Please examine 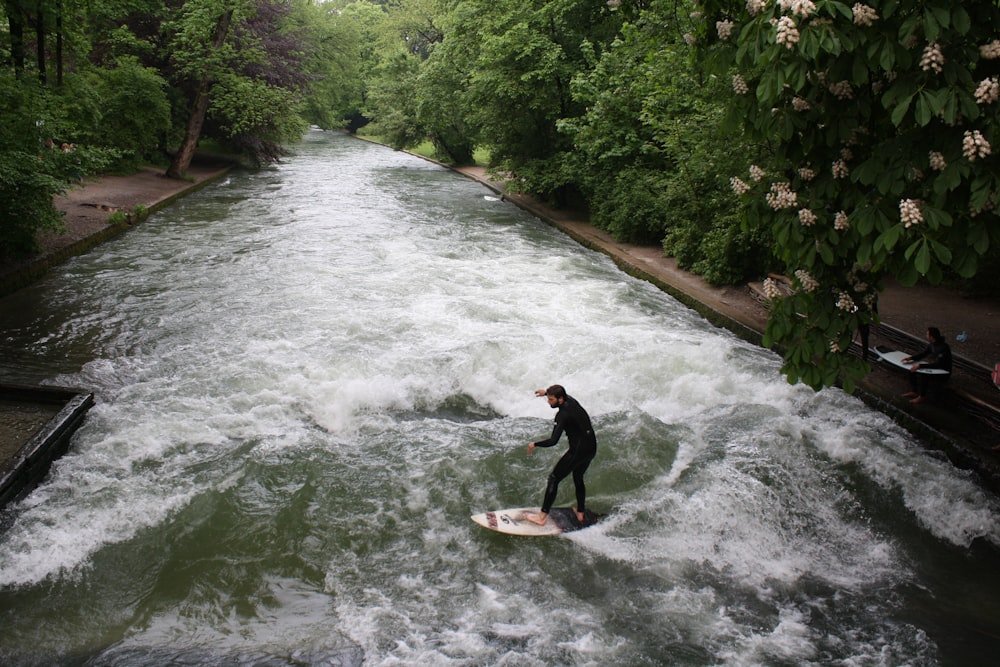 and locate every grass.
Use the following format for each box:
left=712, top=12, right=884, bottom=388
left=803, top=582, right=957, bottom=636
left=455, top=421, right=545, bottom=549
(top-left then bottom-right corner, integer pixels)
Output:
left=356, top=132, right=490, bottom=168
